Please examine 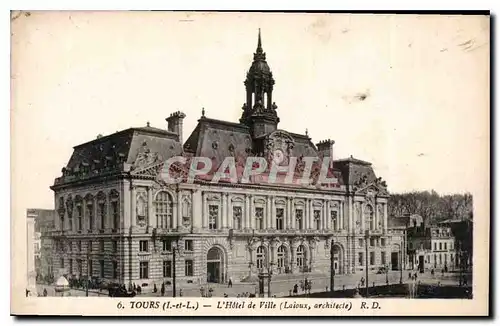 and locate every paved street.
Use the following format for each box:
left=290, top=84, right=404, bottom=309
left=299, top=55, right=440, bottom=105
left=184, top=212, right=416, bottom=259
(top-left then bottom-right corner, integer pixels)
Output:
left=35, top=270, right=471, bottom=298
